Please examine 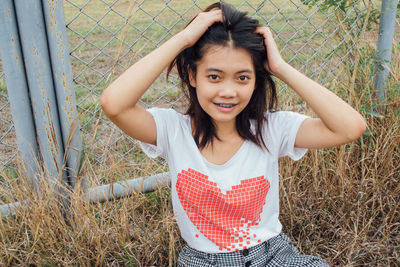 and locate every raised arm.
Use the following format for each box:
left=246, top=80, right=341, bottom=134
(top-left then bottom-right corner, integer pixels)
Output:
left=255, top=27, right=367, bottom=149
left=100, top=10, right=222, bottom=145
